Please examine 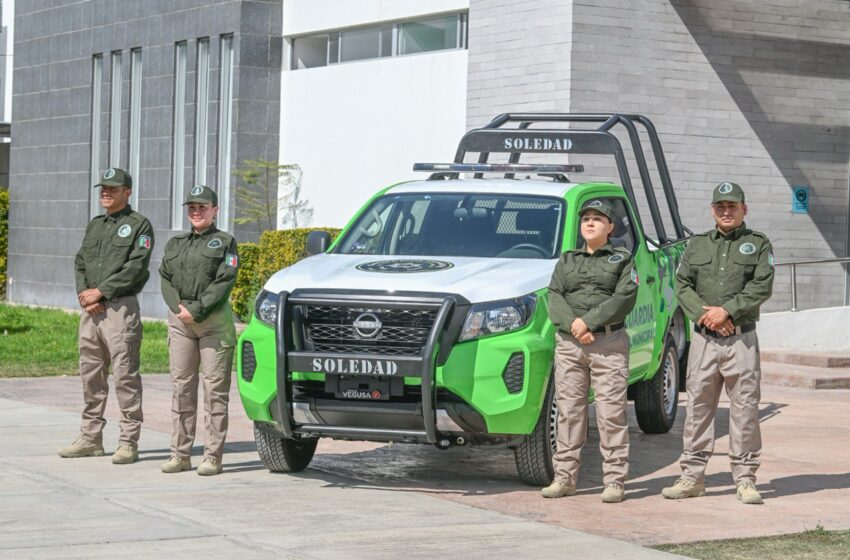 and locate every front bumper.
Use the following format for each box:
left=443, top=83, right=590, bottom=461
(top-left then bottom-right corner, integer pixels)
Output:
left=237, top=289, right=555, bottom=441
